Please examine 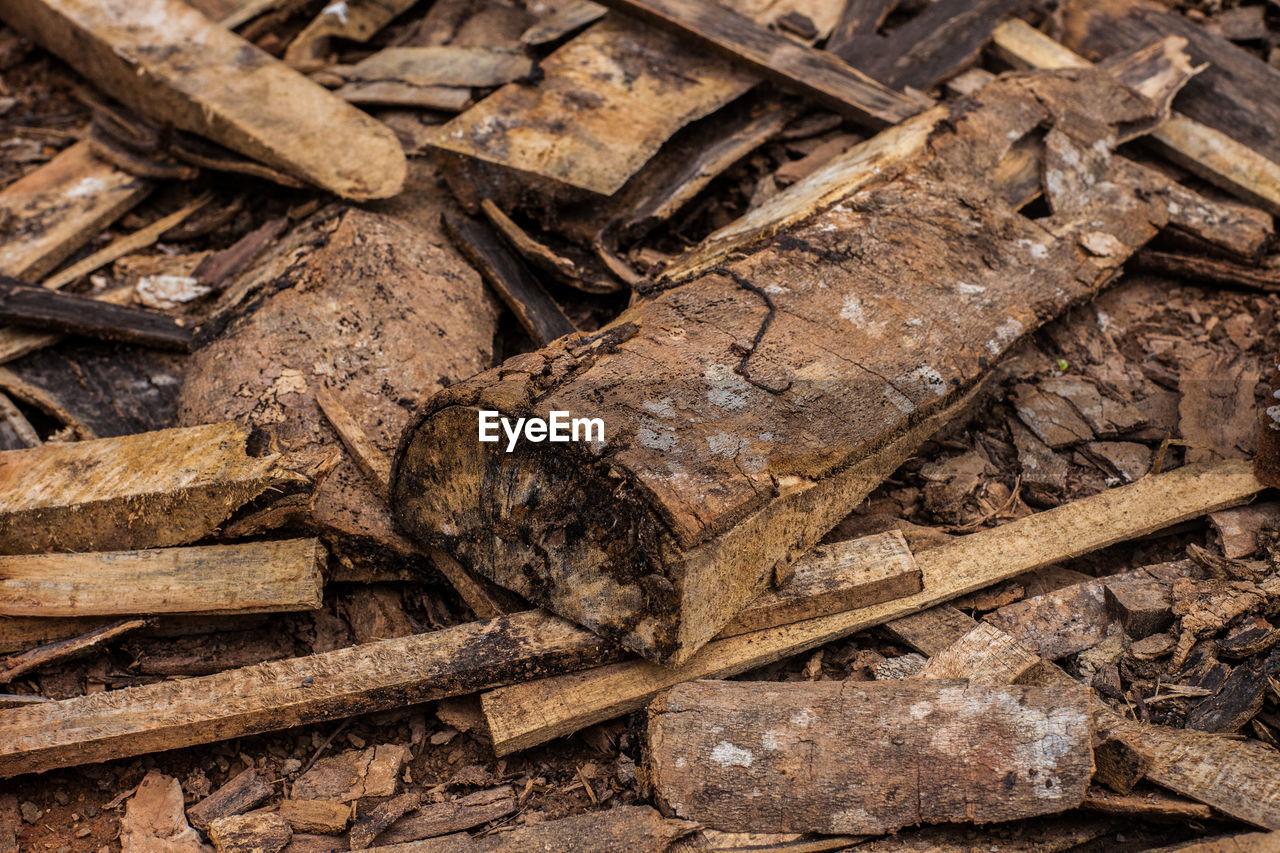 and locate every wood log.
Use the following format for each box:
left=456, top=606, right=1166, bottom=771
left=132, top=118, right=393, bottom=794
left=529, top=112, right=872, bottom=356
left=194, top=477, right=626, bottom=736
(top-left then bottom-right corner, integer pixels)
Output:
left=479, top=459, right=1261, bottom=754
left=0, top=0, right=405, bottom=199
left=395, top=61, right=1218, bottom=665
left=0, top=422, right=303, bottom=555
left=0, top=276, right=195, bottom=350
left=645, top=679, right=1094, bottom=833
left=0, top=609, right=614, bottom=777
